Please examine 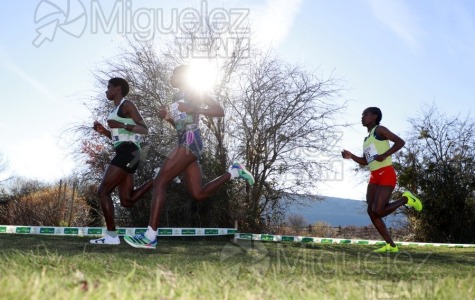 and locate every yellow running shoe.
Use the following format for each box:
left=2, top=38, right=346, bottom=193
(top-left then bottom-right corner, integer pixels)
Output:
left=373, top=243, right=399, bottom=253
left=403, top=191, right=423, bottom=211
left=373, top=244, right=389, bottom=252
left=386, top=244, right=399, bottom=252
